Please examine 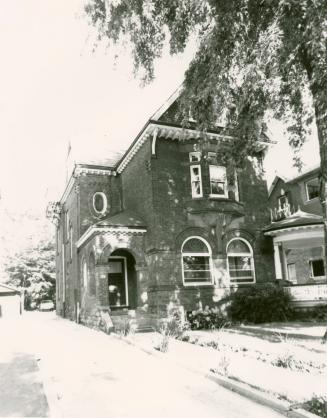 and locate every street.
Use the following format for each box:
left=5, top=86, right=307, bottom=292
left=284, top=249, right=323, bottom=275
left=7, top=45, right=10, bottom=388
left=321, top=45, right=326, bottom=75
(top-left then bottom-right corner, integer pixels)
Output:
left=0, top=312, right=285, bottom=418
